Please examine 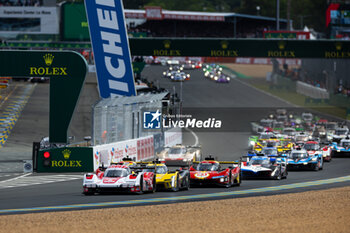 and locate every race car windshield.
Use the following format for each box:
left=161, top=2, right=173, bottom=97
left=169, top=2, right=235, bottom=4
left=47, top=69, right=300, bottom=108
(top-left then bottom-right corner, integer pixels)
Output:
left=290, top=153, right=308, bottom=159
left=104, top=169, right=129, bottom=178
left=249, top=159, right=270, bottom=166
left=169, top=148, right=186, bottom=154
left=274, top=122, right=284, bottom=128
left=304, top=144, right=318, bottom=150
left=326, top=123, right=336, bottom=130
left=341, top=141, right=350, bottom=147
left=266, top=141, right=278, bottom=146
left=295, top=135, right=308, bottom=141
left=197, top=163, right=219, bottom=171
left=303, top=114, right=312, bottom=120
left=260, top=134, right=273, bottom=139
left=156, top=166, right=168, bottom=174
left=283, top=129, right=295, bottom=135
left=335, top=129, right=348, bottom=135
left=262, top=148, right=278, bottom=155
